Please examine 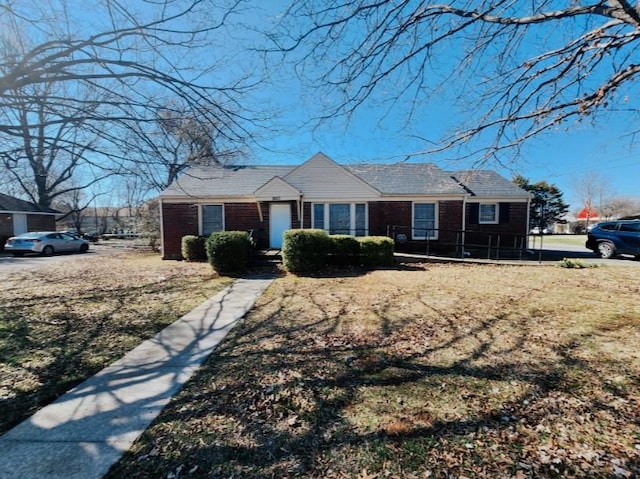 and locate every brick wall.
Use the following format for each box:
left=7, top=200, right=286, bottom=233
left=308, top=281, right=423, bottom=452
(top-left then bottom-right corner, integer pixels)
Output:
left=0, top=214, right=12, bottom=237
left=161, top=203, right=198, bottom=259
left=464, top=202, right=528, bottom=251
left=368, top=201, right=412, bottom=236
left=27, top=214, right=56, bottom=232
